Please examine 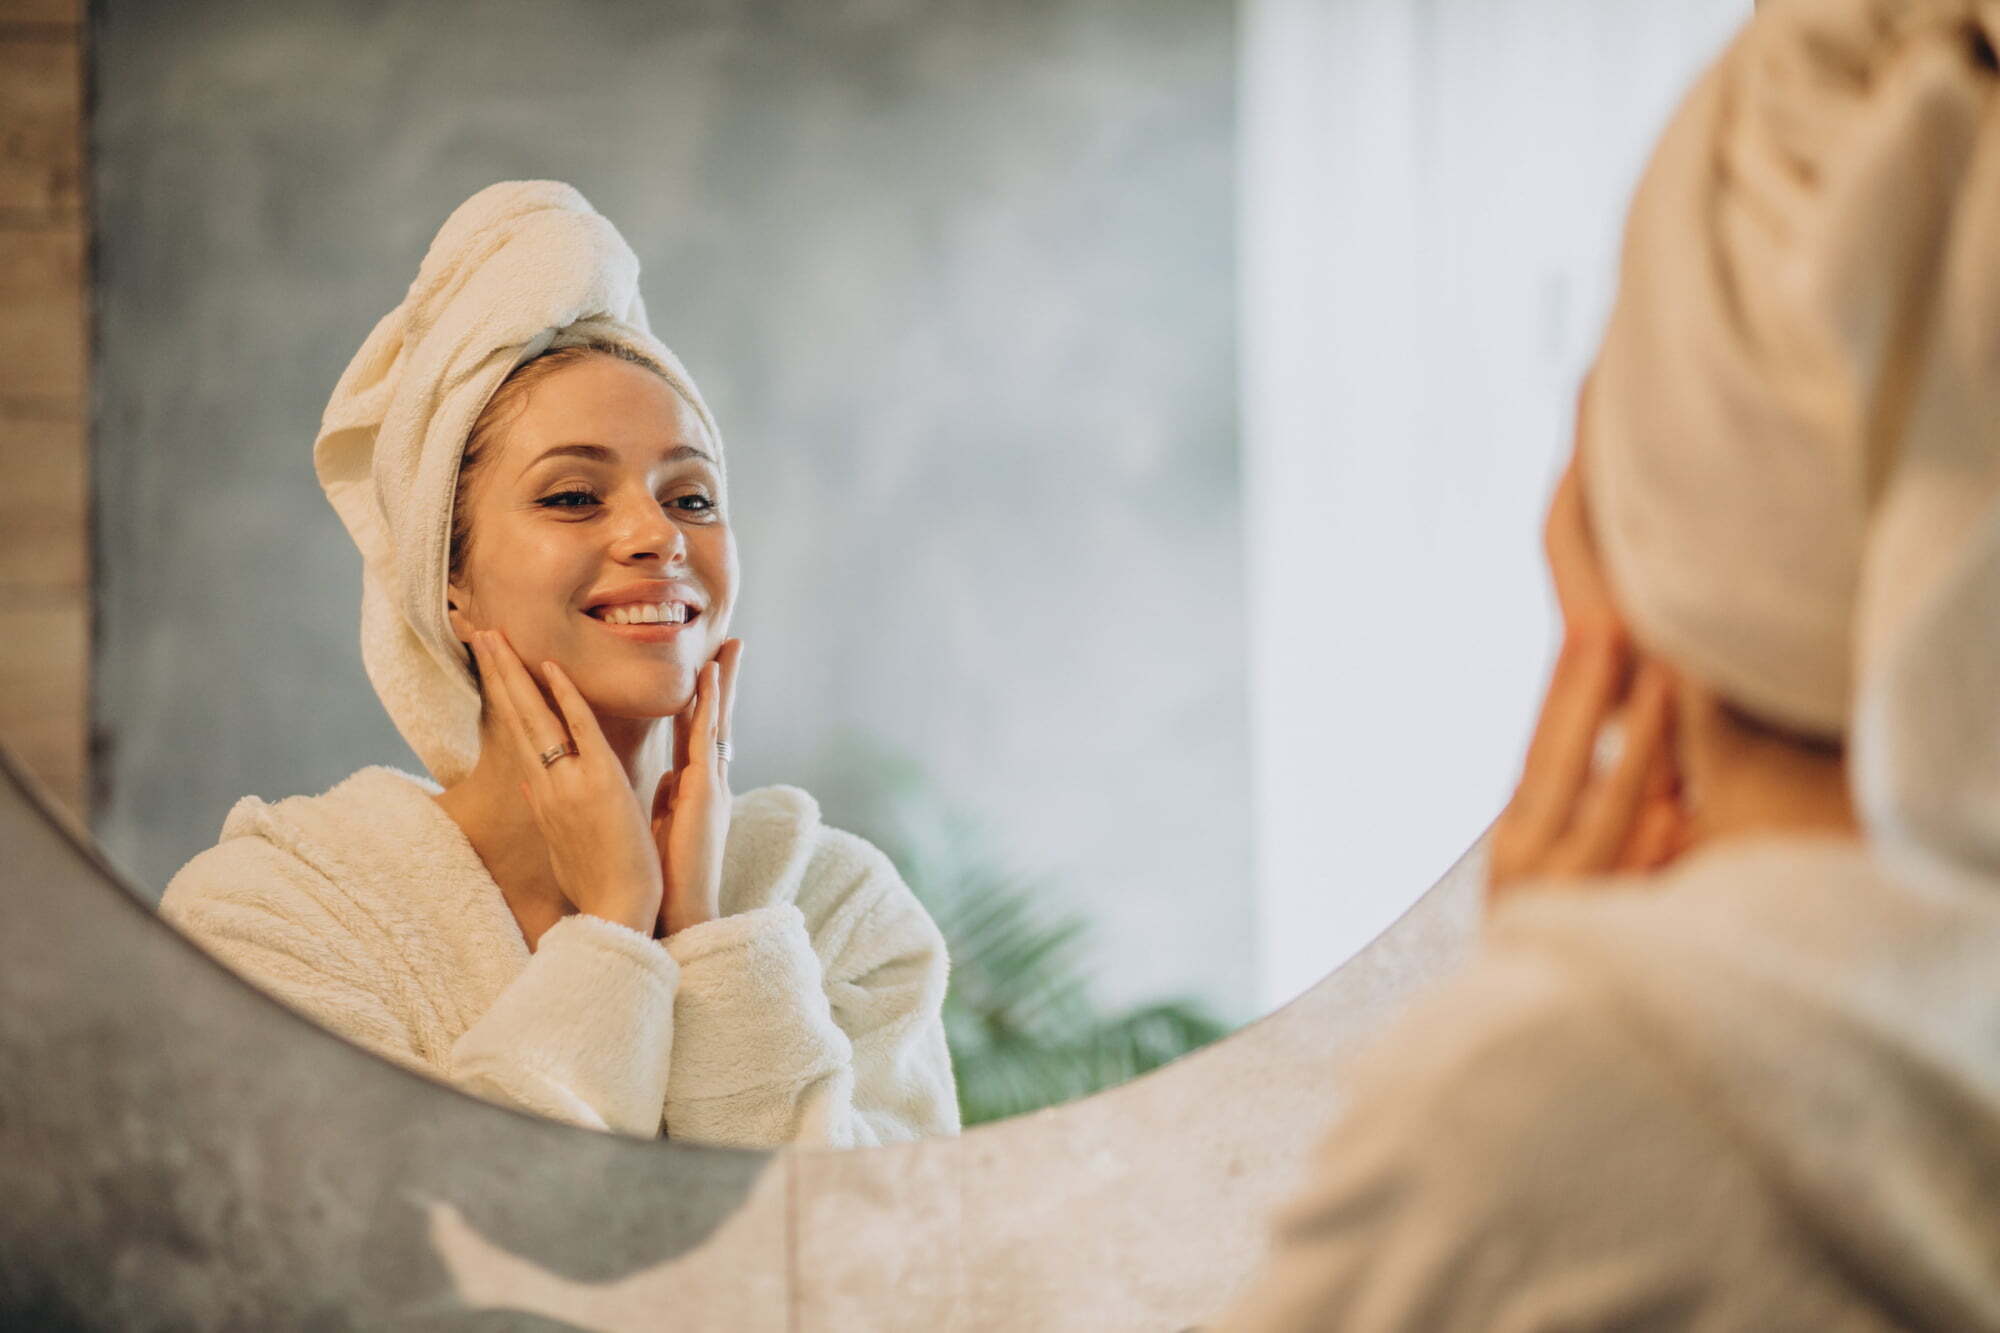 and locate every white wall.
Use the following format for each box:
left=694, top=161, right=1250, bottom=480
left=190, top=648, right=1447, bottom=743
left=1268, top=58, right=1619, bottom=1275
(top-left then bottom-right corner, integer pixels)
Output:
left=1242, top=0, right=1749, bottom=1011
